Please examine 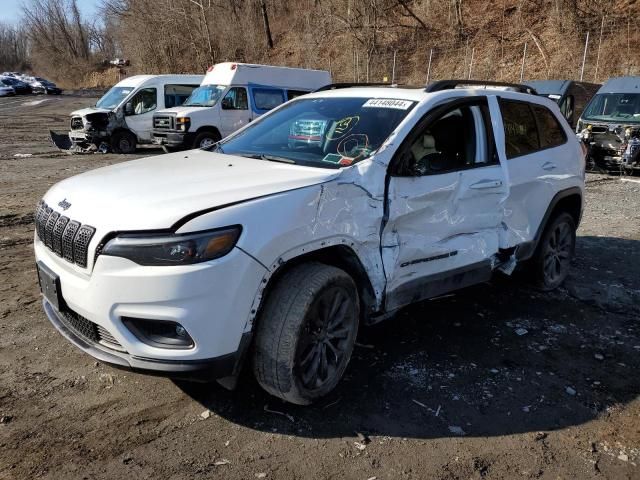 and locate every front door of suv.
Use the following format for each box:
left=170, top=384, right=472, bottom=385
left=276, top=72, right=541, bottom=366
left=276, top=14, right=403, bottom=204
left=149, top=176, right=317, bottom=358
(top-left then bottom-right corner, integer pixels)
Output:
left=382, top=97, right=508, bottom=311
